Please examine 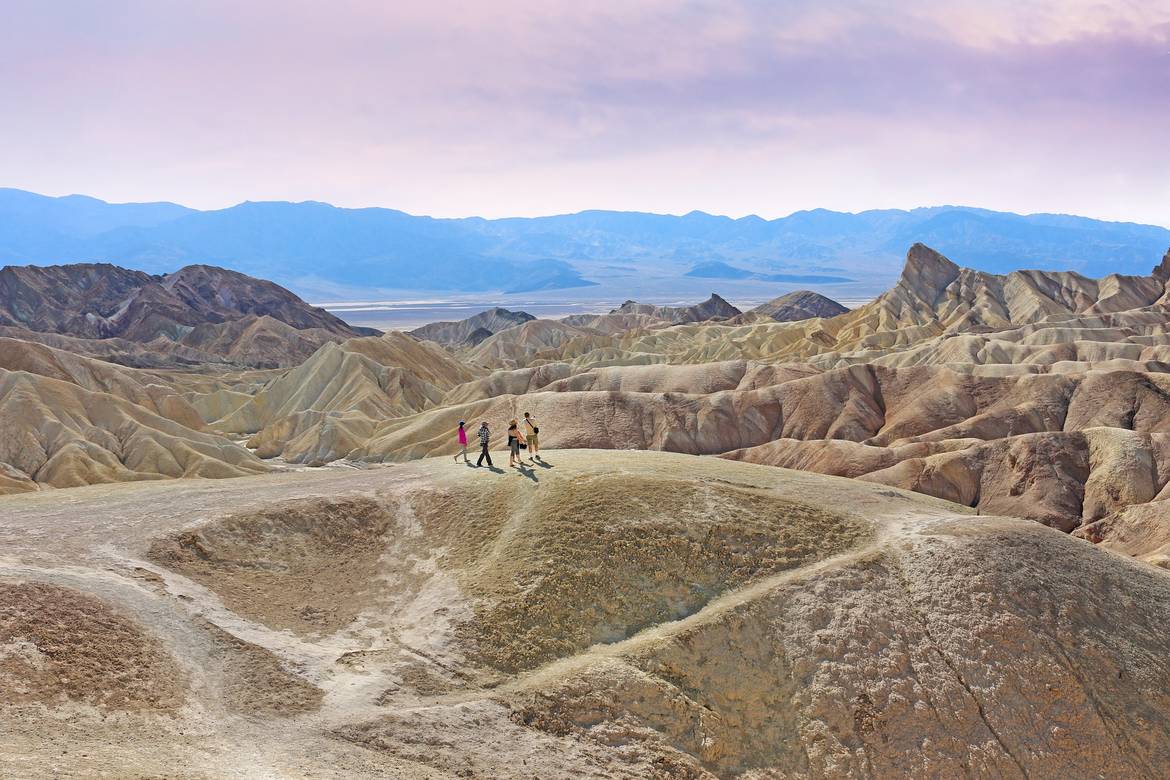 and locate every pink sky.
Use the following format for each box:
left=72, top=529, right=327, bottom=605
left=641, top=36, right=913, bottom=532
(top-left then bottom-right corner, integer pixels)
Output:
left=3, top=1, right=1169, bottom=224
